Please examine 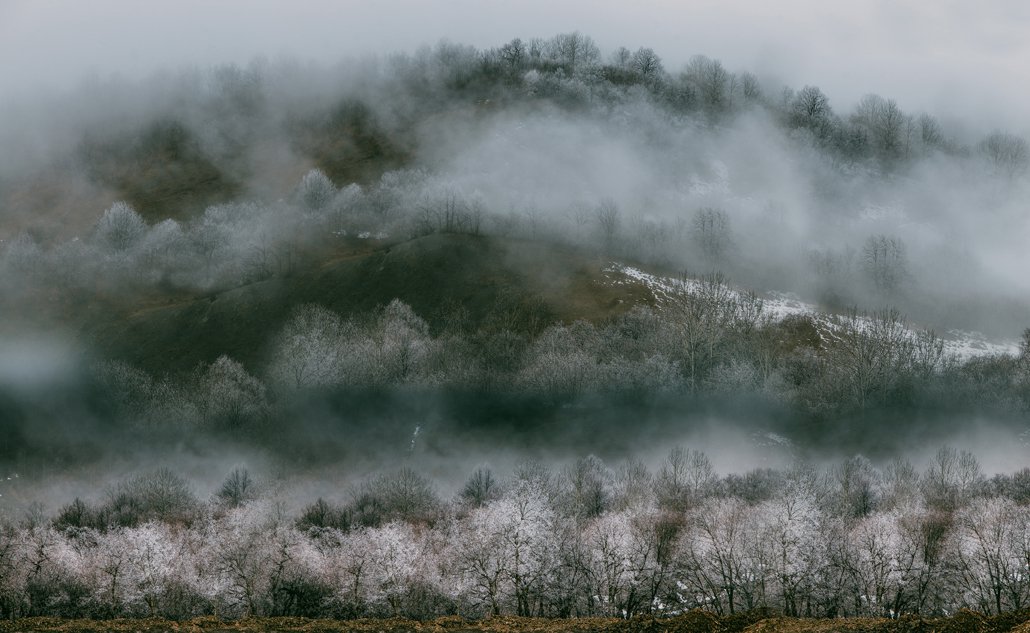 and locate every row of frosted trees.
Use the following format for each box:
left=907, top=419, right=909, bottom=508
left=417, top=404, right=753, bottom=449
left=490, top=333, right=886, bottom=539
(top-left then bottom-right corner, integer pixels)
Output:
left=3, top=448, right=1030, bottom=619
left=94, top=290, right=1030, bottom=435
